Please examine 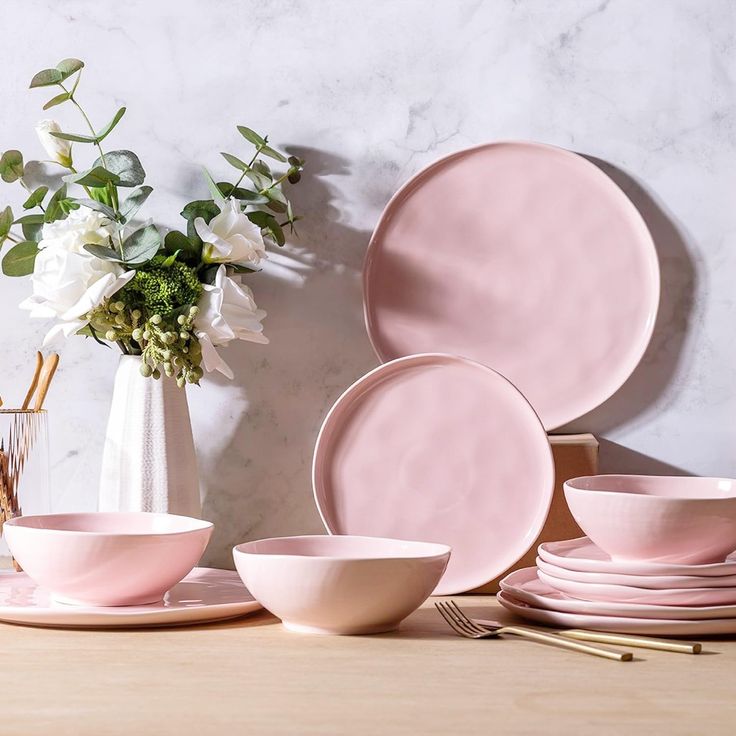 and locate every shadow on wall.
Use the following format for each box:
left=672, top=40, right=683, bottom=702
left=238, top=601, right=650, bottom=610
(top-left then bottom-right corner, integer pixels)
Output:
left=199, top=147, right=380, bottom=568
left=560, top=155, right=699, bottom=436
left=598, top=438, right=694, bottom=476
